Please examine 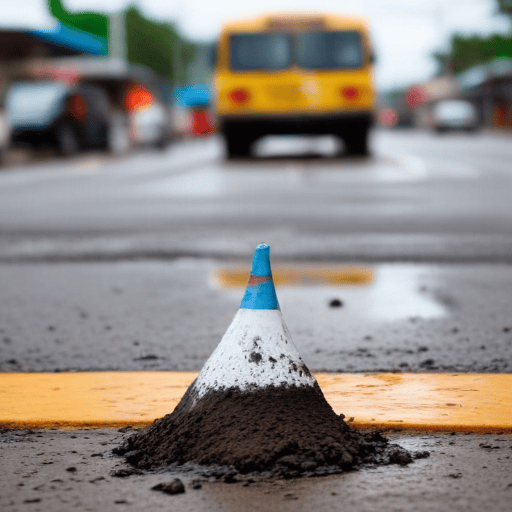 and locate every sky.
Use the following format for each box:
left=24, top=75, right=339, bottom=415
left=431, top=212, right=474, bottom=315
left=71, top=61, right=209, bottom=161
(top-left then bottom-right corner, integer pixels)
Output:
left=2, top=0, right=510, bottom=89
